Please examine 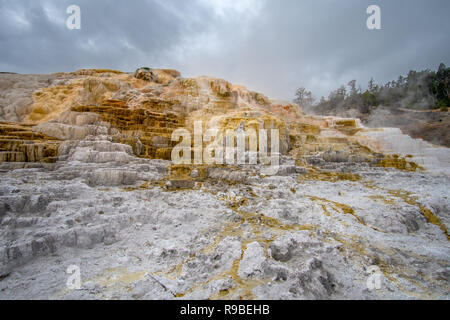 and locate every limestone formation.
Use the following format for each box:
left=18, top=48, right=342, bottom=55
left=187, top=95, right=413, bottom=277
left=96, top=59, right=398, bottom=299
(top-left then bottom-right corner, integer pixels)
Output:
left=0, top=121, right=60, bottom=162
left=0, top=68, right=449, bottom=300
